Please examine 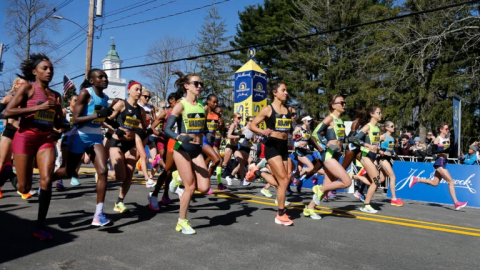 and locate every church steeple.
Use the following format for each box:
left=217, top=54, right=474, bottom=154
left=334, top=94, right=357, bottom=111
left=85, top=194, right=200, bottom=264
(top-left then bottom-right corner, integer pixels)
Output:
left=105, top=37, right=120, bottom=60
